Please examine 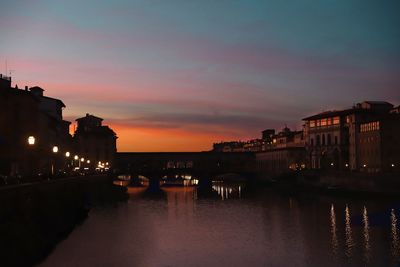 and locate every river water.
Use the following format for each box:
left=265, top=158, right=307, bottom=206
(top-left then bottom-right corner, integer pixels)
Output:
left=38, top=182, right=400, bottom=267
